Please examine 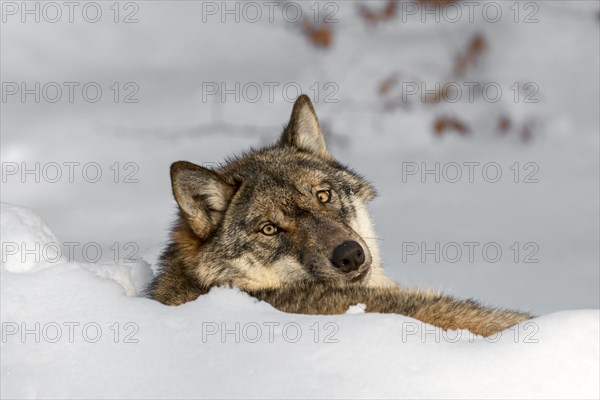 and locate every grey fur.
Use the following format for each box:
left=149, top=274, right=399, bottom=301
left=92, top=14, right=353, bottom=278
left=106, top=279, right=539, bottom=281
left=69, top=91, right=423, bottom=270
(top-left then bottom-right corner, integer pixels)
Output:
left=147, top=95, right=533, bottom=336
